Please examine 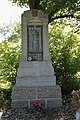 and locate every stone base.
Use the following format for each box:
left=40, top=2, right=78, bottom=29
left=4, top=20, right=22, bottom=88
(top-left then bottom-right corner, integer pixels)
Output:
left=11, top=85, right=62, bottom=109
left=16, top=61, right=56, bottom=87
